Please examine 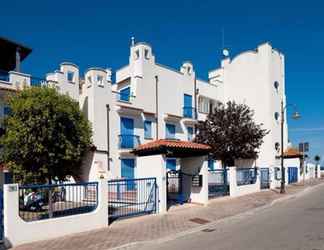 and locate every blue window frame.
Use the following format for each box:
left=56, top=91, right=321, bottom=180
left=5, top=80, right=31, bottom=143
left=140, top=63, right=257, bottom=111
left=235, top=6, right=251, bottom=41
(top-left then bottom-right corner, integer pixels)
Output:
left=67, top=71, right=74, bottom=82
left=4, top=106, right=11, bottom=116
left=166, top=159, right=177, bottom=171
left=144, top=120, right=152, bottom=139
left=119, top=87, right=130, bottom=102
left=187, top=126, right=193, bottom=141
left=165, top=123, right=176, bottom=139
left=183, top=94, right=193, bottom=118
left=208, top=159, right=214, bottom=170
